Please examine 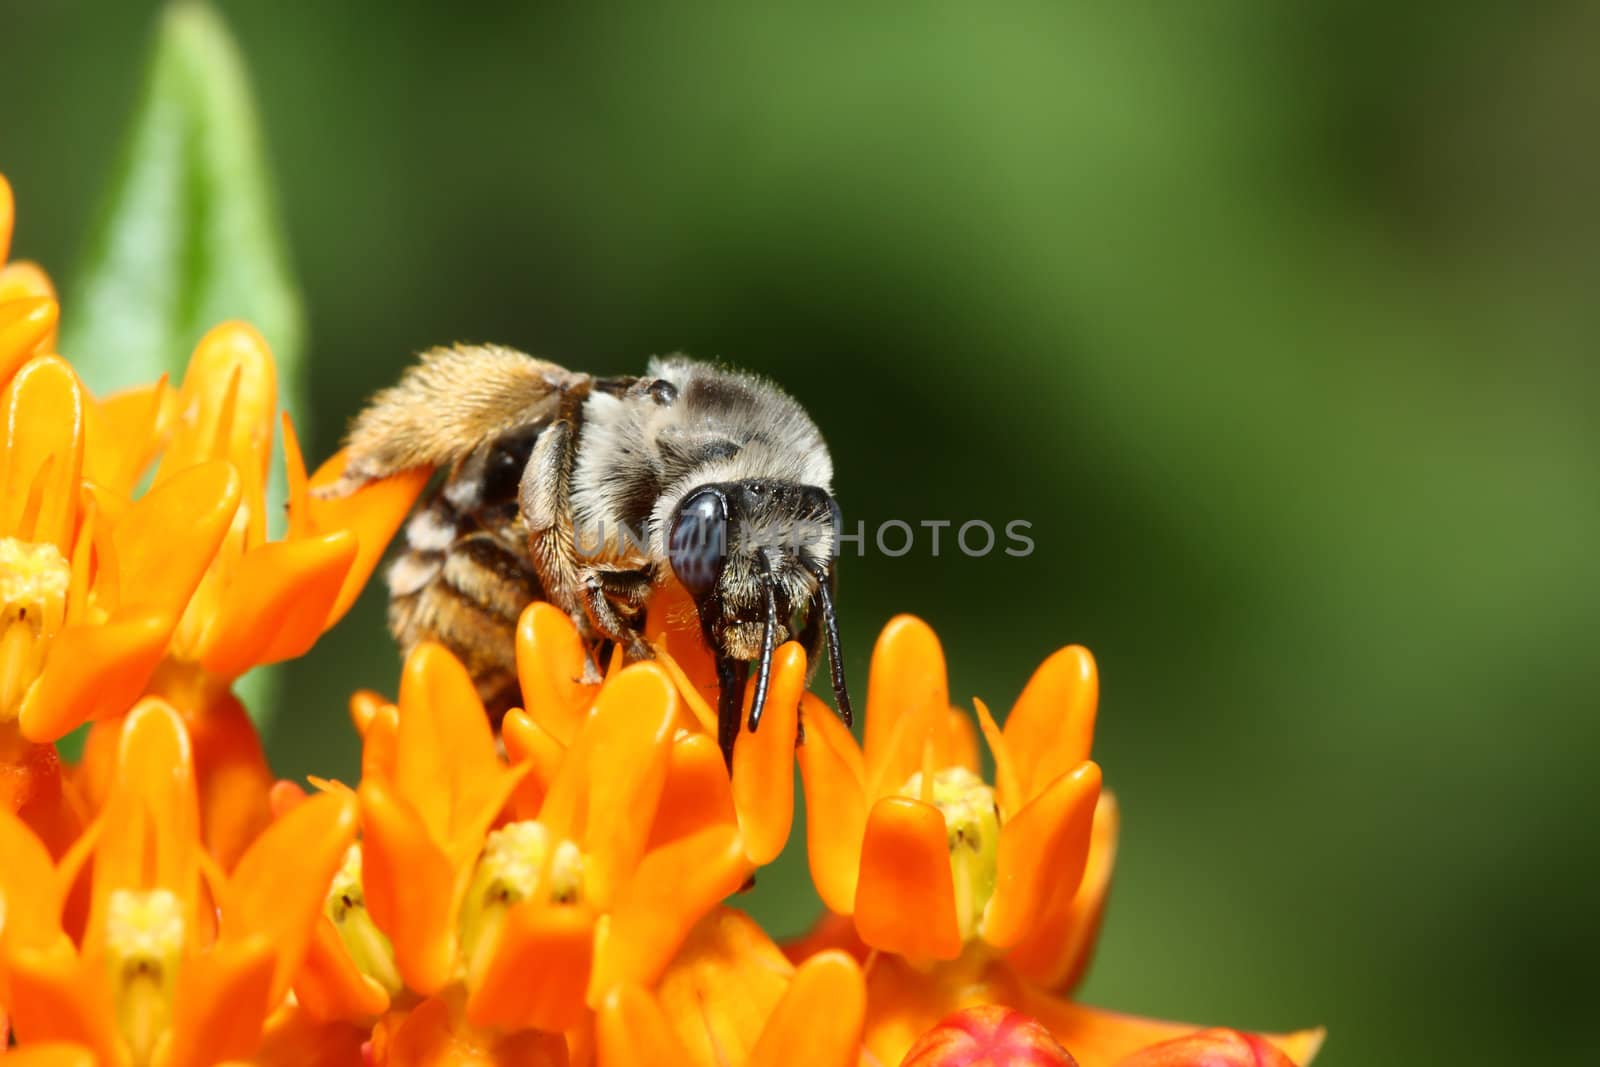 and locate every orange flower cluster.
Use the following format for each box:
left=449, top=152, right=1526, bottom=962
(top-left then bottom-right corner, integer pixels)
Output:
left=0, top=175, right=1324, bottom=1066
